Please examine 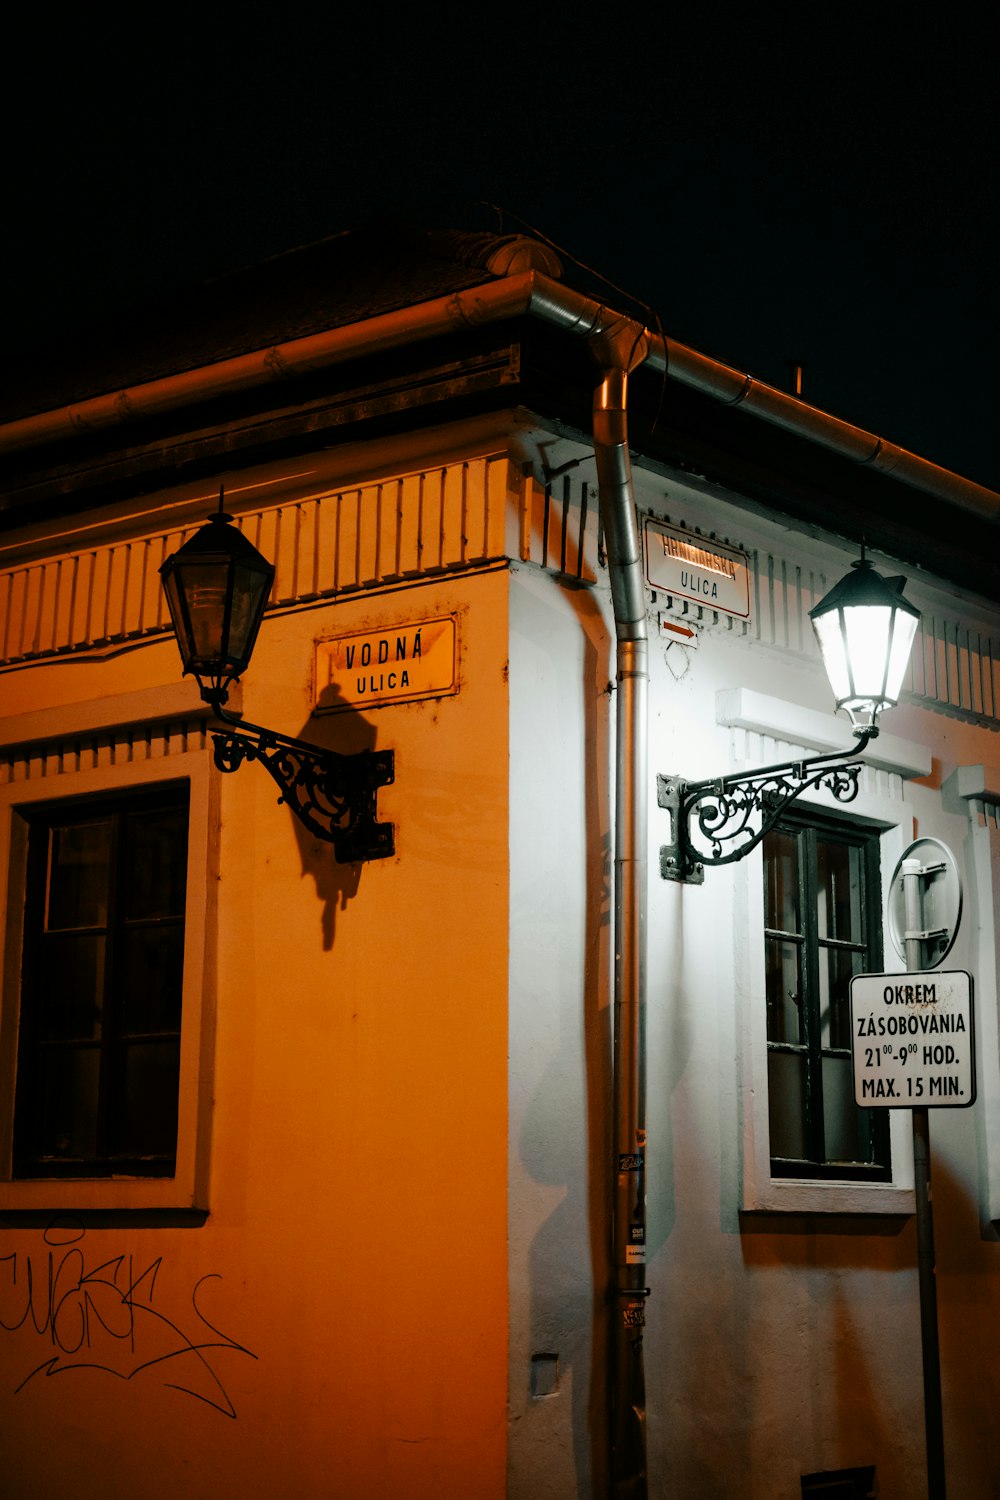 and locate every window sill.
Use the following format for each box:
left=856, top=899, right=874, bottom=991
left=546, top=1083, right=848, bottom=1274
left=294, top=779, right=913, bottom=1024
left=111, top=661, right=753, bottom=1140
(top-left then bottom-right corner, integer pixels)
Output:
left=743, top=1177, right=915, bottom=1215
left=0, top=1173, right=205, bottom=1216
